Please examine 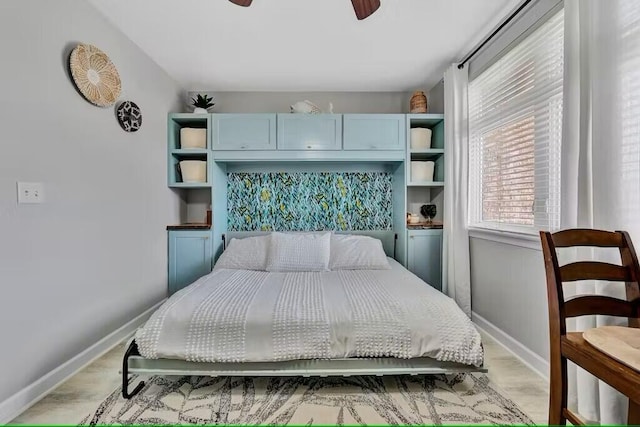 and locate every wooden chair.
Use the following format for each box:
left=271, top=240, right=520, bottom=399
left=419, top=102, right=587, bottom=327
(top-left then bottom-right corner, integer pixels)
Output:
left=540, top=228, right=640, bottom=425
